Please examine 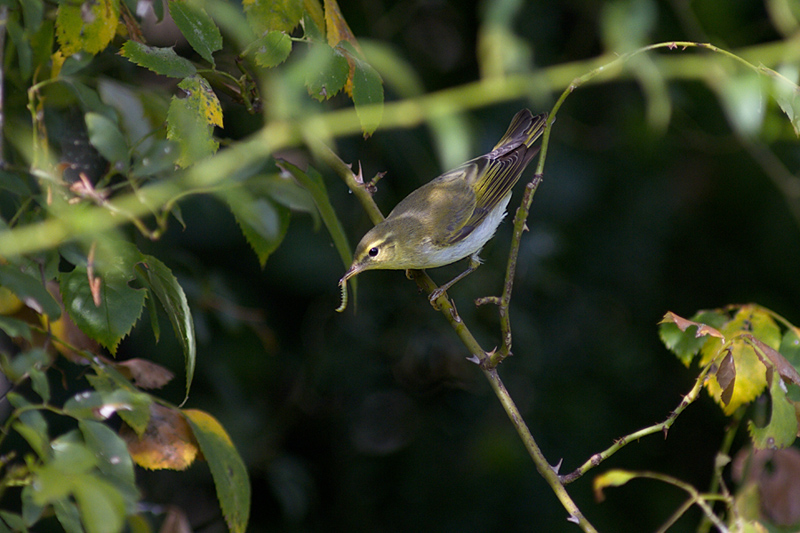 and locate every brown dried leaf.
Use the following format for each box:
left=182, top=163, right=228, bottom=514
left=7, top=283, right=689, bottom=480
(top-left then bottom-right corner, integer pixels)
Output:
left=115, top=358, right=175, bottom=389
left=744, top=333, right=800, bottom=387
left=717, top=348, right=736, bottom=406
left=121, top=403, right=199, bottom=470
left=662, top=311, right=725, bottom=339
